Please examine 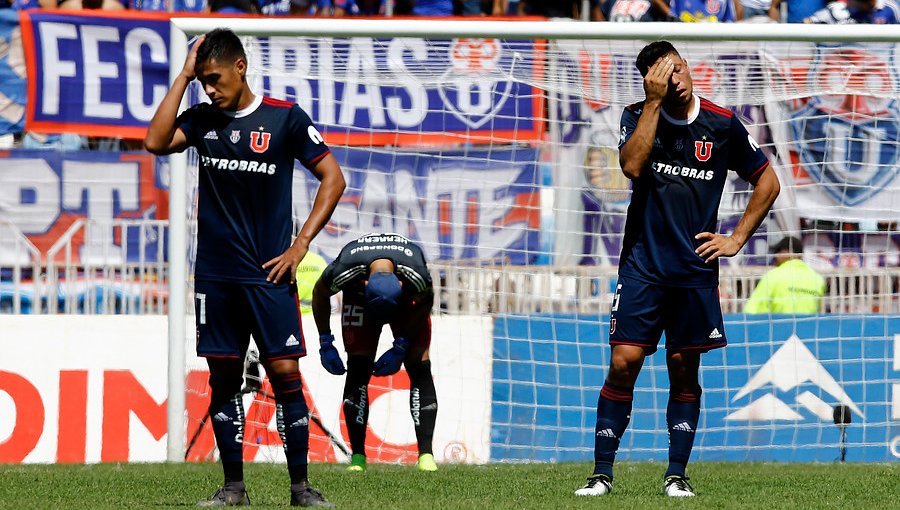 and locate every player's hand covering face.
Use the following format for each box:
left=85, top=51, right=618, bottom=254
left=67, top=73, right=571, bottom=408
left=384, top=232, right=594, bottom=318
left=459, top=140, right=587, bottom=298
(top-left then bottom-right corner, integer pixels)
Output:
left=664, top=54, right=693, bottom=107
left=196, top=57, right=247, bottom=111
